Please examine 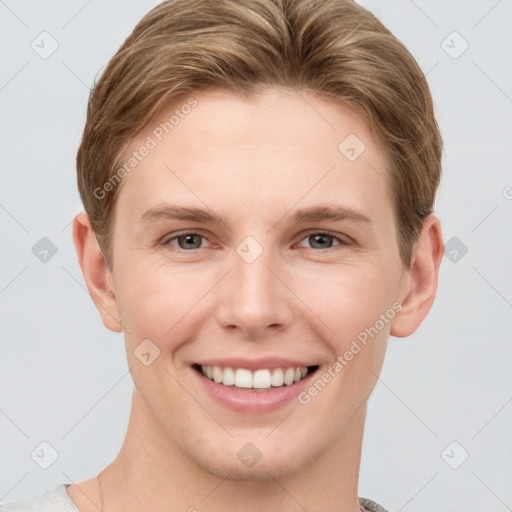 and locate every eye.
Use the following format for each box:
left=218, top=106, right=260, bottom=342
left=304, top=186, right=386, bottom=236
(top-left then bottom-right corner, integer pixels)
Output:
left=164, top=232, right=209, bottom=250
left=161, top=230, right=351, bottom=252
left=297, top=231, right=350, bottom=250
